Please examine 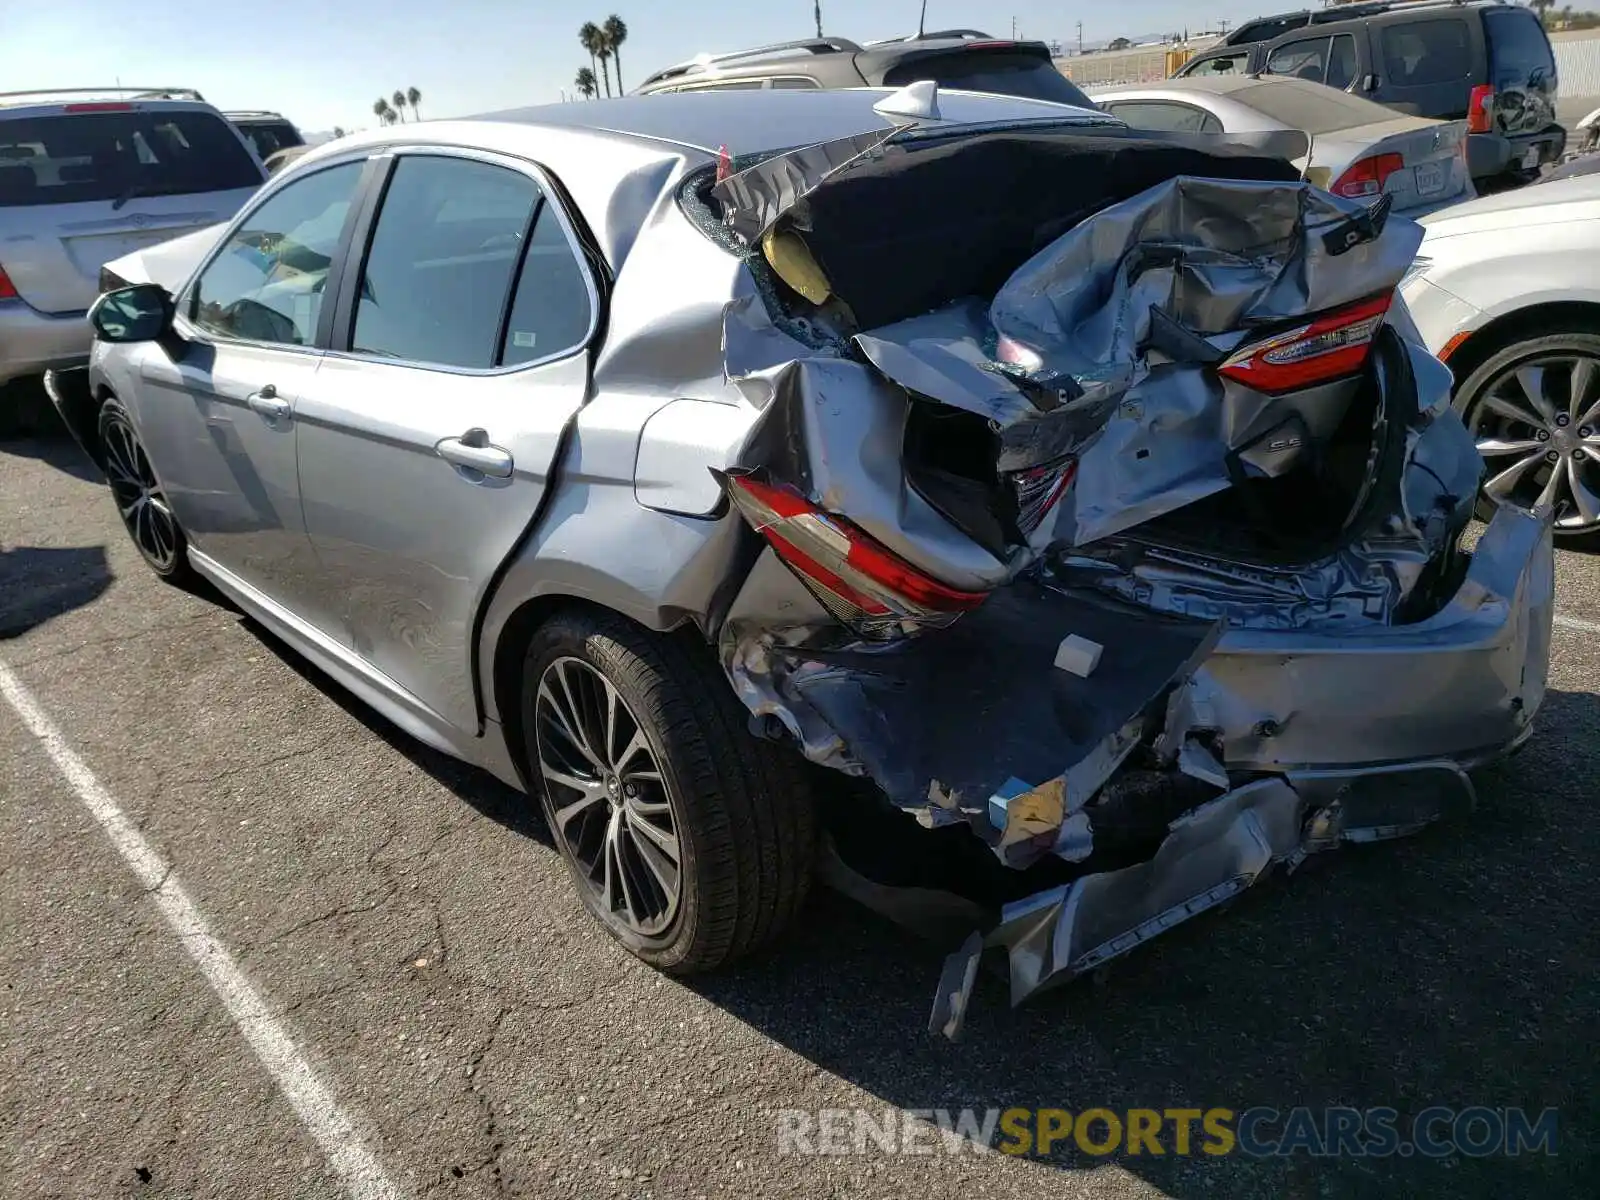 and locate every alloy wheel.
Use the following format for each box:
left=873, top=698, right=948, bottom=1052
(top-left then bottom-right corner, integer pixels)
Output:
left=533, top=656, right=682, bottom=937
left=102, top=409, right=182, bottom=571
left=1470, top=353, right=1600, bottom=533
